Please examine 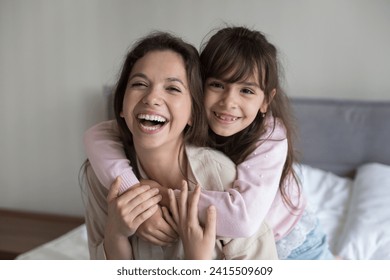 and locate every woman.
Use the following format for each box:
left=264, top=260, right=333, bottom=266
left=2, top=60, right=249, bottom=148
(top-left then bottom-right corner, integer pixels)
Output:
left=84, top=31, right=277, bottom=259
